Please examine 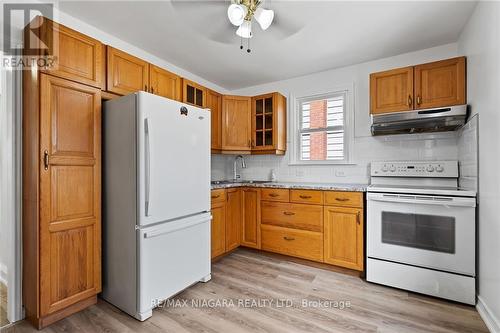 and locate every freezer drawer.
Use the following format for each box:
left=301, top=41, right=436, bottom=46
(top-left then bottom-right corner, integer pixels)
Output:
left=137, top=213, right=211, bottom=320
